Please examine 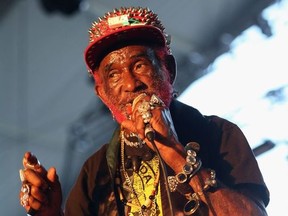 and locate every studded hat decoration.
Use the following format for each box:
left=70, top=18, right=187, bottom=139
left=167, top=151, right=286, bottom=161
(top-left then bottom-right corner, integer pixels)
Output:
left=84, top=7, right=171, bottom=75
